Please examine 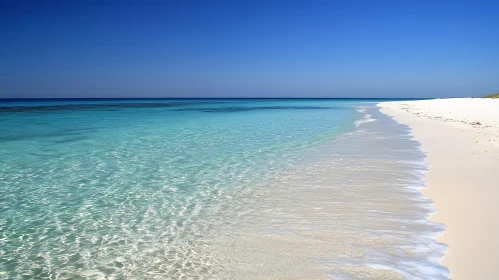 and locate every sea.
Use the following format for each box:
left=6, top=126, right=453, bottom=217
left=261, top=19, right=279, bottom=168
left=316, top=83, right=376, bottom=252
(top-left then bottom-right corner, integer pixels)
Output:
left=0, top=99, right=449, bottom=279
